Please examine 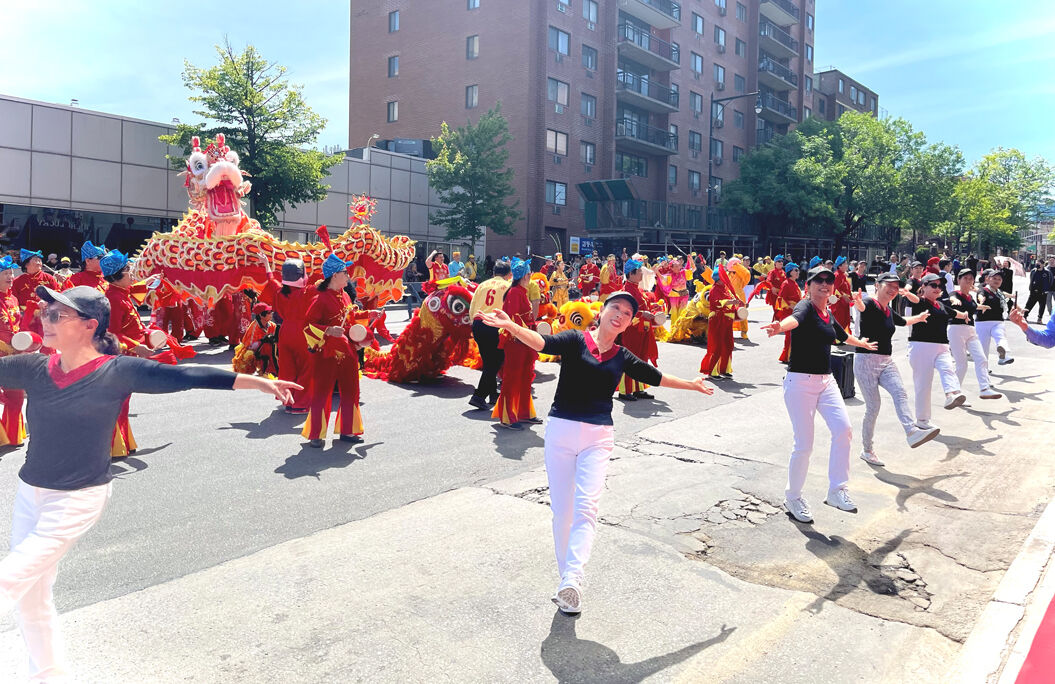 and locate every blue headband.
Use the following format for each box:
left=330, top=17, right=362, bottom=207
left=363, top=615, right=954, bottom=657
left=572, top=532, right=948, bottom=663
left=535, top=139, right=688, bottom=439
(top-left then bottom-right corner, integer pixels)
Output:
left=785, top=262, right=800, bottom=274
left=19, top=249, right=43, bottom=264
left=623, top=258, right=642, bottom=276
left=81, top=241, right=107, bottom=262
left=808, top=256, right=822, bottom=269
left=322, top=253, right=353, bottom=278
left=510, top=258, right=529, bottom=281
left=99, top=250, right=129, bottom=277
left=711, top=265, right=721, bottom=280
left=835, top=256, right=847, bottom=267
left=0, top=256, right=16, bottom=271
